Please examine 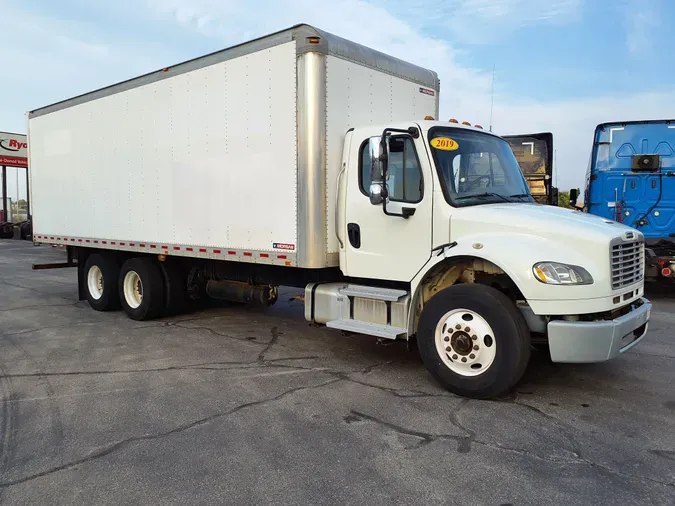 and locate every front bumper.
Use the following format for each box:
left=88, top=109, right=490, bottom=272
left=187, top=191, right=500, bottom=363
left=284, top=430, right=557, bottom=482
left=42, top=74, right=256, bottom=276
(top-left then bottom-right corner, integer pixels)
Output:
left=547, top=298, right=651, bottom=363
